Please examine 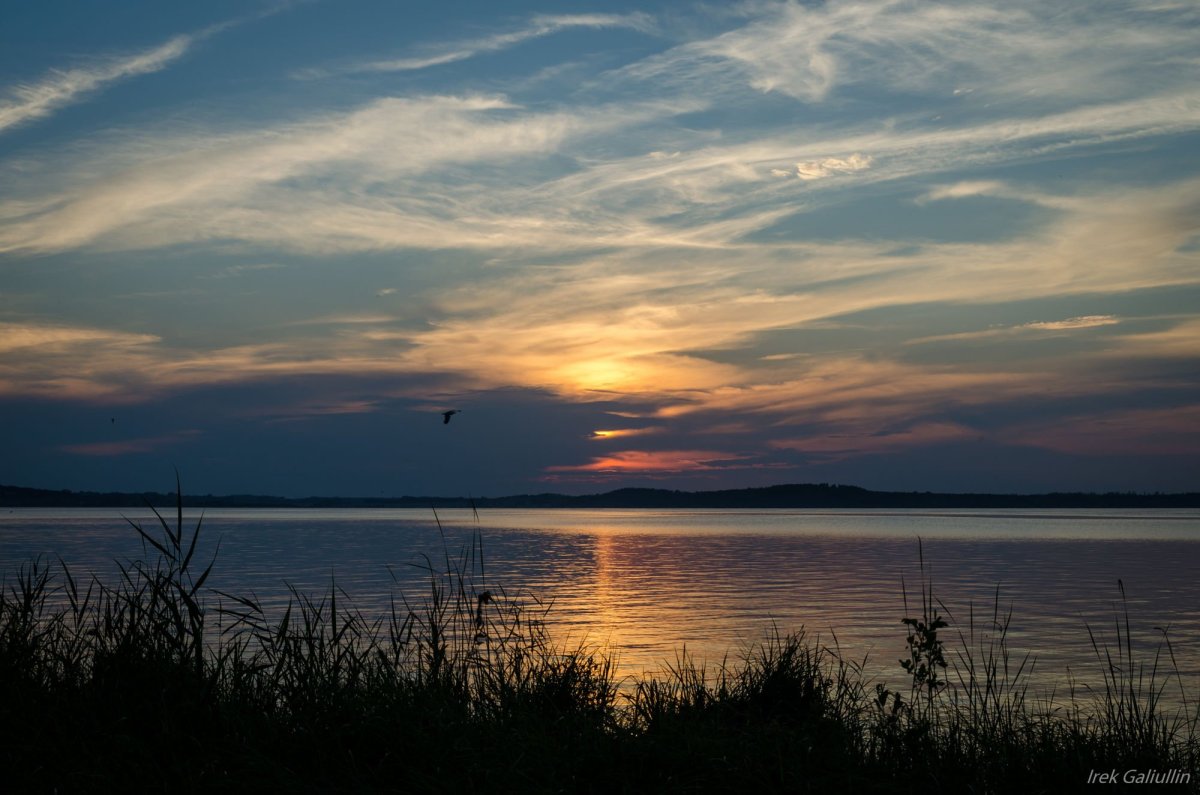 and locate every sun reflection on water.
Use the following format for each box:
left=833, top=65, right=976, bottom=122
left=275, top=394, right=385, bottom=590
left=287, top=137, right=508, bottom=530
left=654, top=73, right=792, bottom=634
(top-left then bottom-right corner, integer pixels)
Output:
left=2, top=507, right=1198, bottom=703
